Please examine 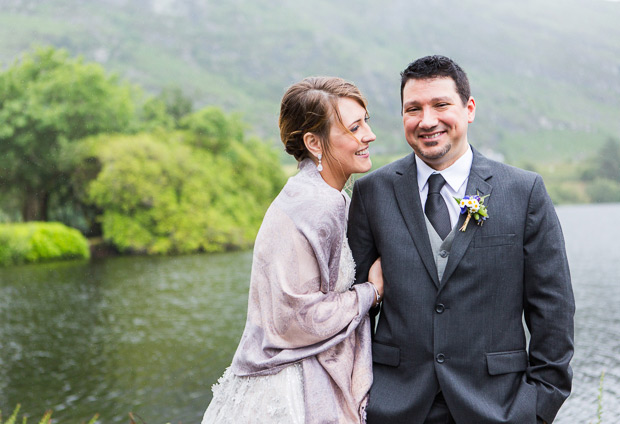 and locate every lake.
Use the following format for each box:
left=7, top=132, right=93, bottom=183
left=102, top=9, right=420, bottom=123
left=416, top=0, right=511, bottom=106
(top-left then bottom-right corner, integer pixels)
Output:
left=1, top=203, right=619, bottom=423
